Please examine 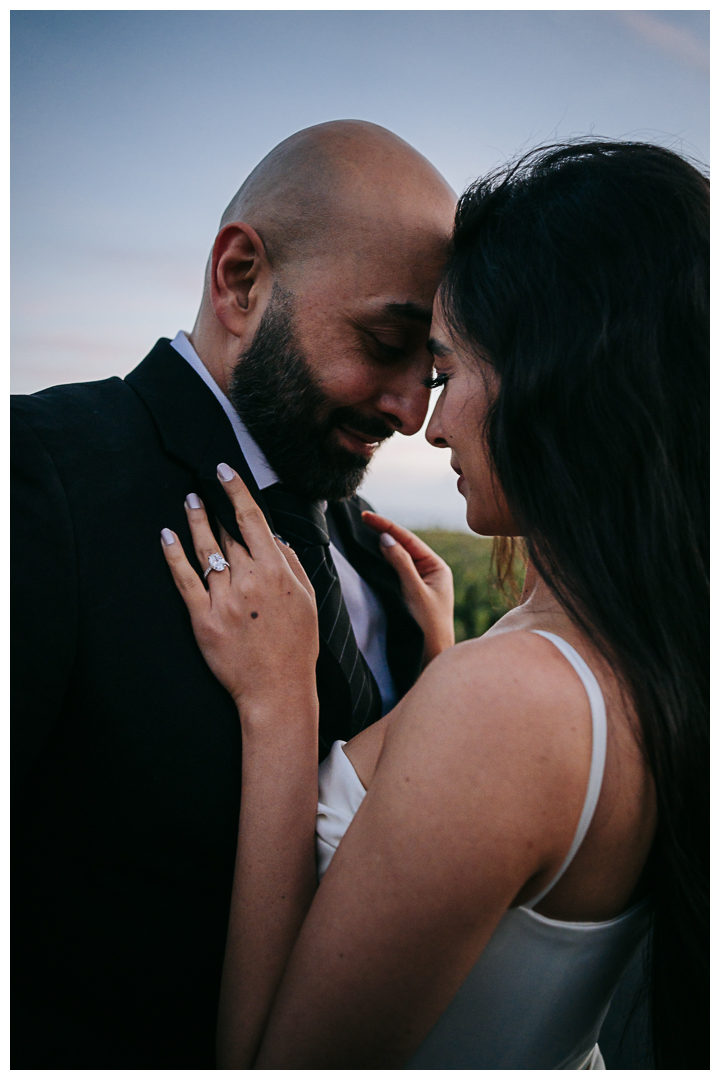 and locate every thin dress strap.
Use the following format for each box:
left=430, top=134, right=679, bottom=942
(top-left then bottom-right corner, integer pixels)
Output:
left=523, top=630, right=608, bottom=910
